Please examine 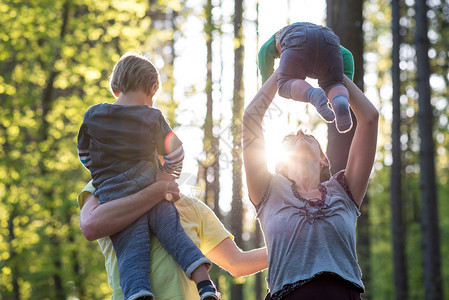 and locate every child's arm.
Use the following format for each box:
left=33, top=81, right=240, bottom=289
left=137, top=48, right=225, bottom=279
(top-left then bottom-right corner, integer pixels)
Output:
left=154, top=111, right=184, bottom=179
left=258, top=33, right=279, bottom=84
left=340, top=45, right=355, bottom=81
left=77, top=123, right=92, bottom=169
left=161, top=143, right=184, bottom=179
